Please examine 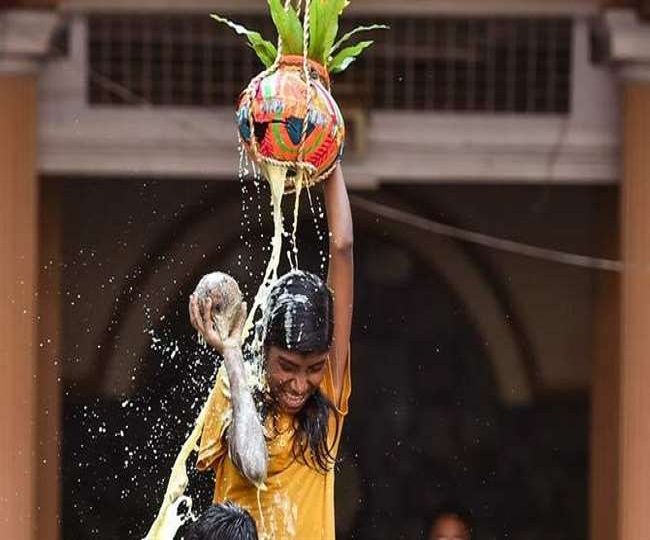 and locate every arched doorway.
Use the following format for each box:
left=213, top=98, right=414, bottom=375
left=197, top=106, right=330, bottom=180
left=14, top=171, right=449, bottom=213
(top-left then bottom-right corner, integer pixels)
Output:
left=60, top=179, right=587, bottom=539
